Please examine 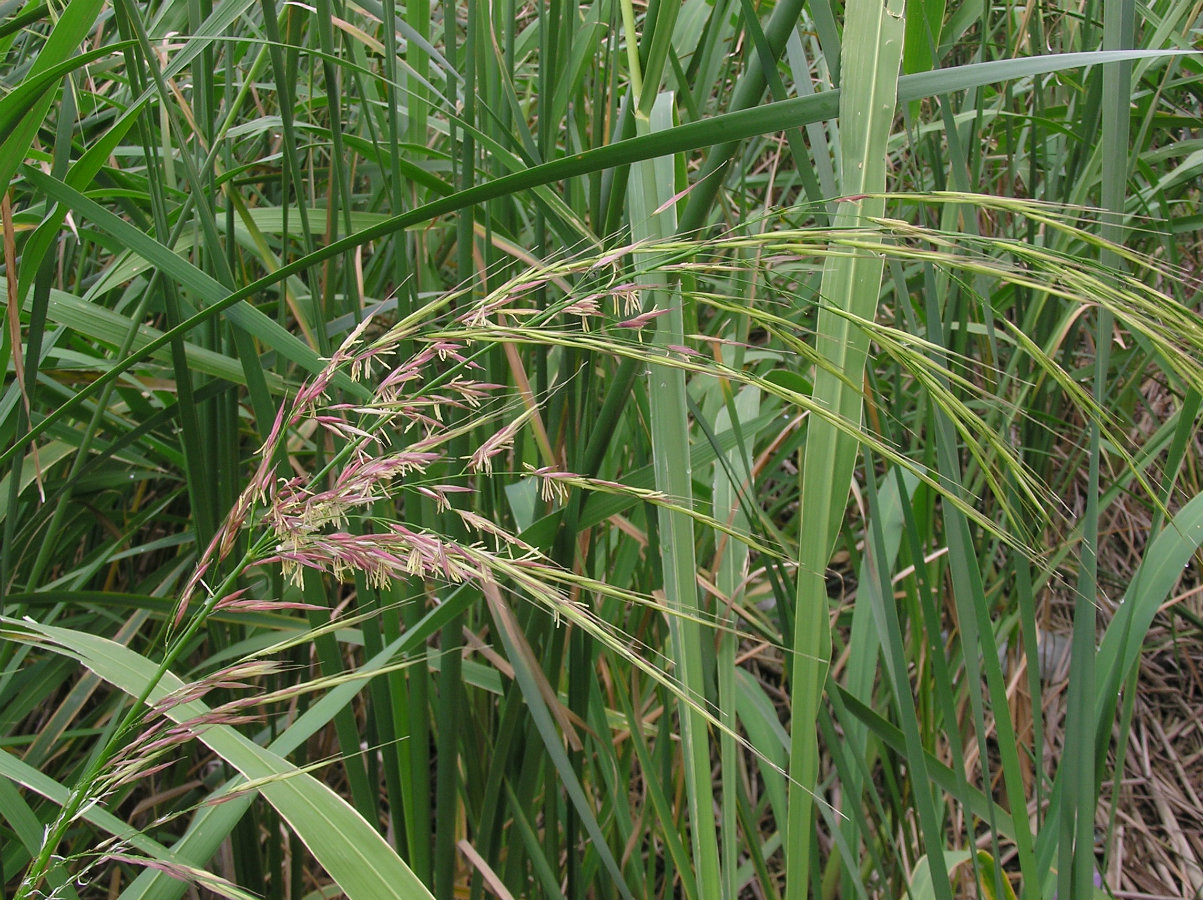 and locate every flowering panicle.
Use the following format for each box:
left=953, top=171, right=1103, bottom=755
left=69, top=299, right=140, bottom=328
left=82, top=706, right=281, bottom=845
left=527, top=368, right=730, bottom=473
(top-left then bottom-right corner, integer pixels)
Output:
left=99, top=659, right=284, bottom=796
left=666, top=343, right=701, bottom=358
left=217, top=594, right=327, bottom=615
left=312, top=415, right=382, bottom=445
left=101, top=853, right=244, bottom=897
left=59, top=834, right=253, bottom=900
left=457, top=262, right=578, bottom=327
left=261, top=446, right=444, bottom=543
left=586, top=245, right=634, bottom=274
left=522, top=465, right=672, bottom=509
left=334, top=451, right=443, bottom=491
left=258, top=524, right=487, bottom=590
left=179, top=264, right=661, bottom=646
left=173, top=318, right=510, bottom=617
